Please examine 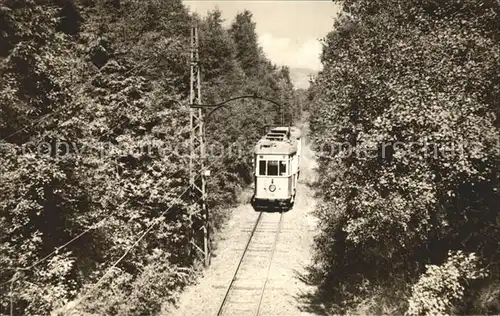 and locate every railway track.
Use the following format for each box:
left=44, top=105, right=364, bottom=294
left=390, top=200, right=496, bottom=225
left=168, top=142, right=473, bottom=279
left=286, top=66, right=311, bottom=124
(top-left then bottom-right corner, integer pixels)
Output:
left=216, top=211, right=284, bottom=316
